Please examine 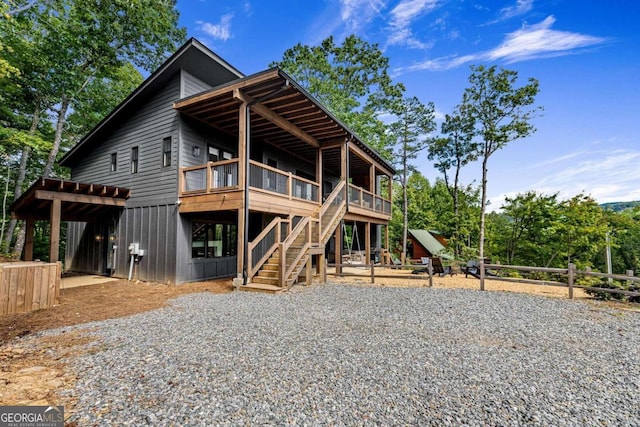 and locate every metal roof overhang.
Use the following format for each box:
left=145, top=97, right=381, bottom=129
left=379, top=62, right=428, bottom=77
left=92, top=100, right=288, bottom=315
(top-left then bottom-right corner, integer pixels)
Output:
left=10, top=177, right=130, bottom=222
left=173, top=68, right=396, bottom=177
